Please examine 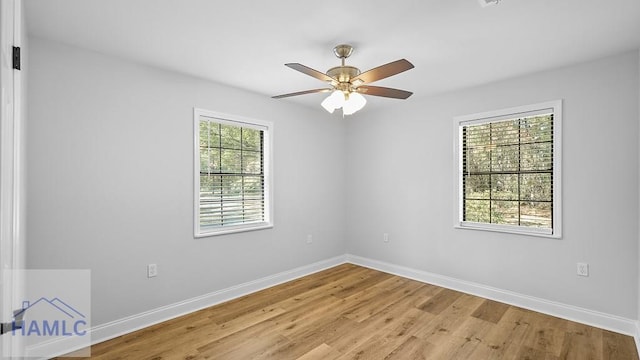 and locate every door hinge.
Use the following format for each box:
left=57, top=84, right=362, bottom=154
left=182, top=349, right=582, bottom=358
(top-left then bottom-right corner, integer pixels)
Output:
left=12, top=46, right=21, bottom=70
left=0, top=309, right=25, bottom=335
